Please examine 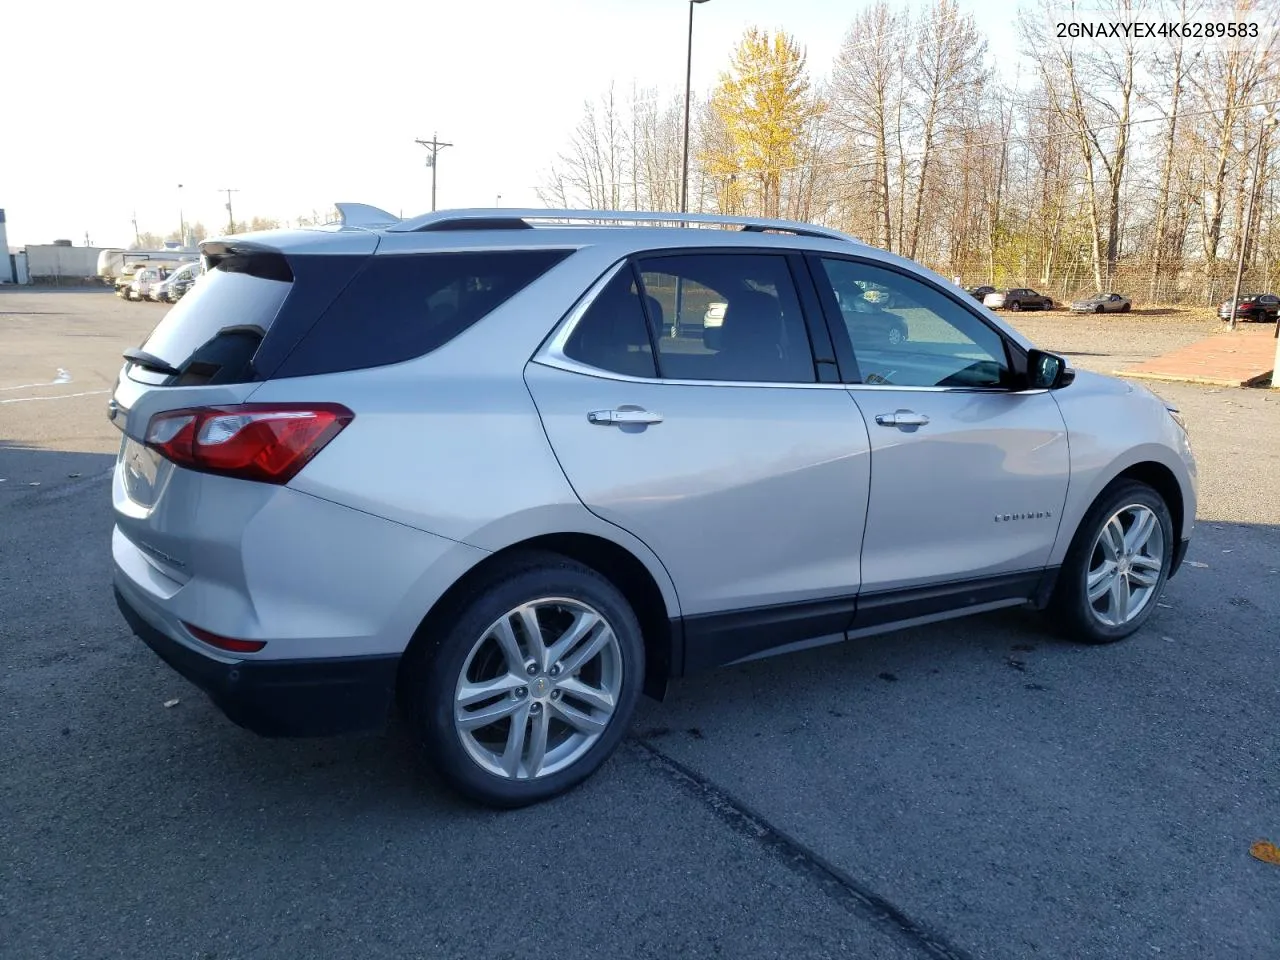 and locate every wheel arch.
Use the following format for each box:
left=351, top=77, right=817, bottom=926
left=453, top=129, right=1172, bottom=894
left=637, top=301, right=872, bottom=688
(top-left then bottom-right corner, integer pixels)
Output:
left=400, top=531, right=682, bottom=702
left=1053, top=456, right=1188, bottom=573
left=1112, top=461, right=1184, bottom=548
